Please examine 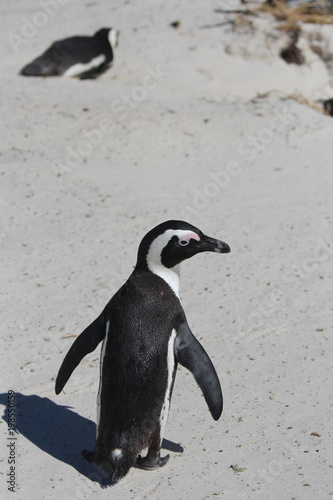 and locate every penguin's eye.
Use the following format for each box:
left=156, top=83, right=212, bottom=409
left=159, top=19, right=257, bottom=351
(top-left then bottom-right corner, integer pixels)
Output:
left=179, top=239, right=189, bottom=247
